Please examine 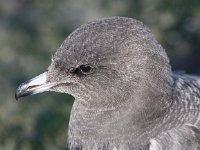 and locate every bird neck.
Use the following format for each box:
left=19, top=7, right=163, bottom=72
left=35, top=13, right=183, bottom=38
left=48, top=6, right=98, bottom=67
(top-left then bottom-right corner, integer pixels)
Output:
left=67, top=95, right=174, bottom=149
